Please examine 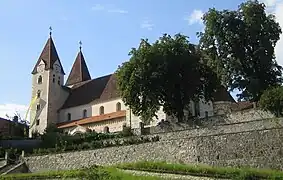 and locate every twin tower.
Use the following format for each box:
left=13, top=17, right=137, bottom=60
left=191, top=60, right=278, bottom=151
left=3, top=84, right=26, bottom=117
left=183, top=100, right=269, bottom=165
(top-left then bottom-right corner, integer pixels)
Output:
left=29, top=33, right=91, bottom=136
